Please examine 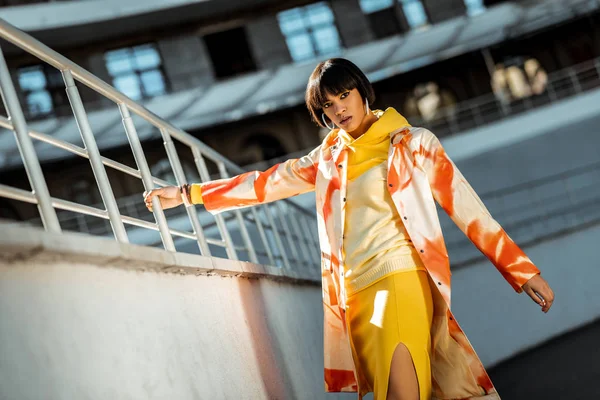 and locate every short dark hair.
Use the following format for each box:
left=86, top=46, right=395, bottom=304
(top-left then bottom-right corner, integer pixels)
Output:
left=305, top=58, right=375, bottom=128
